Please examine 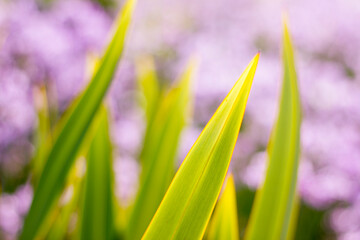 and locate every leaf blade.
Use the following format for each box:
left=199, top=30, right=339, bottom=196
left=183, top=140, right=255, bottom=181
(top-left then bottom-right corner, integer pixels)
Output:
left=127, top=60, right=194, bottom=240
left=207, top=174, right=239, bottom=240
left=46, top=161, right=85, bottom=240
left=244, top=20, right=301, bottom=240
left=81, top=106, right=114, bottom=240
left=142, top=54, right=259, bottom=240
left=20, top=1, right=136, bottom=239
left=136, top=56, right=160, bottom=126
left=32, top=86, right=52, bottom=186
